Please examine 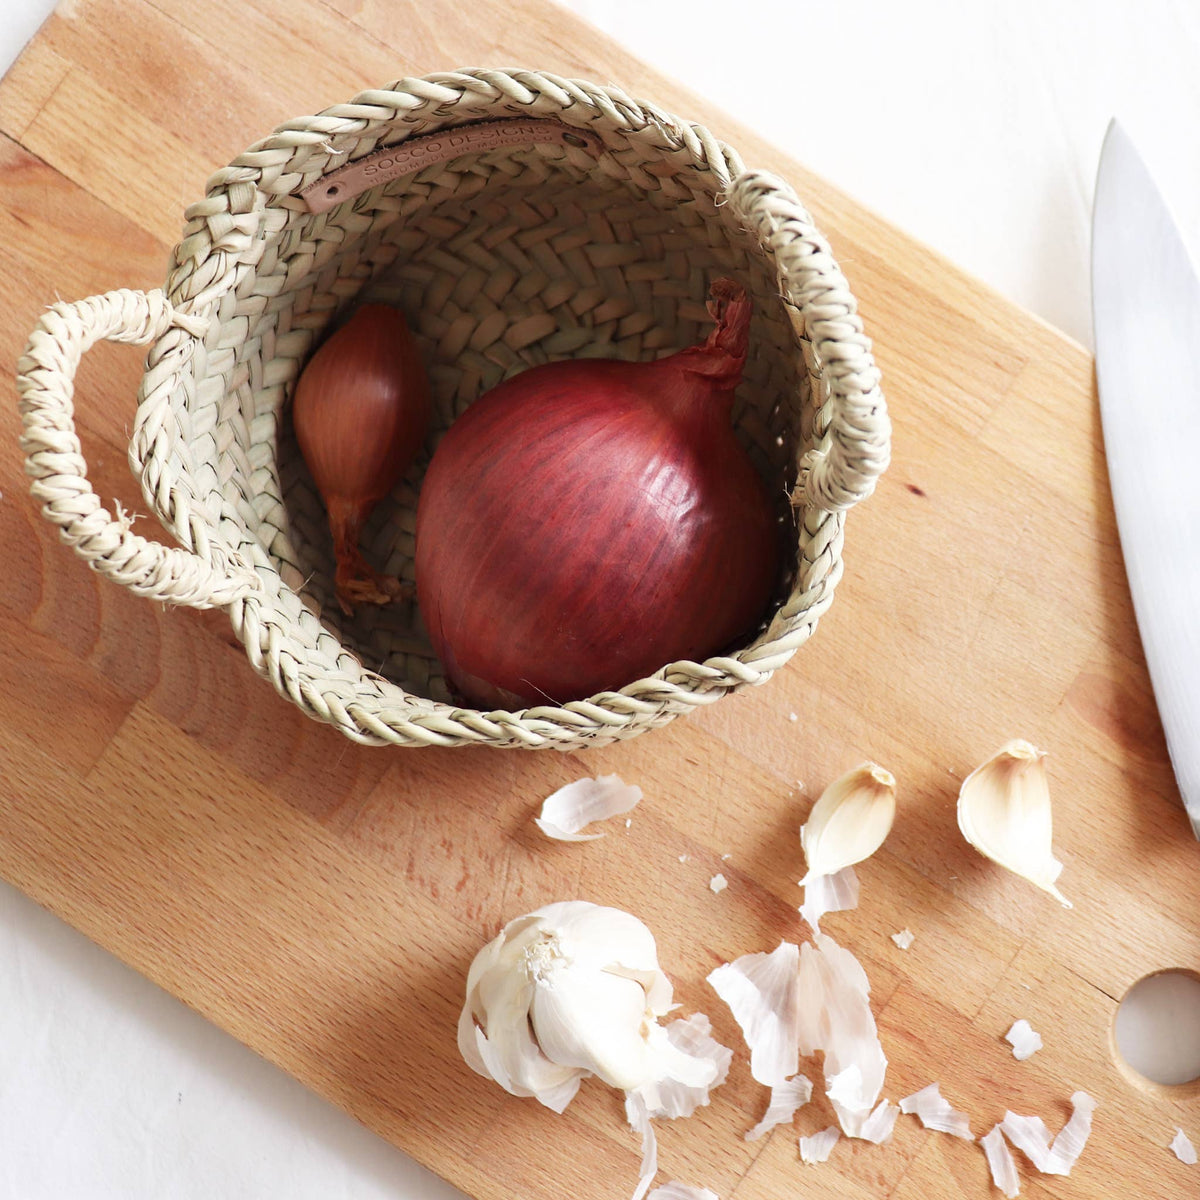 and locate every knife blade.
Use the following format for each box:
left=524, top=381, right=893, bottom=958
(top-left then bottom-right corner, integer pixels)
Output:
left=1092, top=118, right=1200, bottom=839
